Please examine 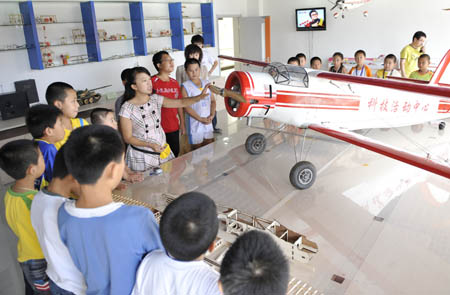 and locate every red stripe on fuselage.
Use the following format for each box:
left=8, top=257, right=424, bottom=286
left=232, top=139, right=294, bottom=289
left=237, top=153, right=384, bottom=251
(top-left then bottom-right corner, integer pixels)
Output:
left=276, top=94, right=361, bottom=108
